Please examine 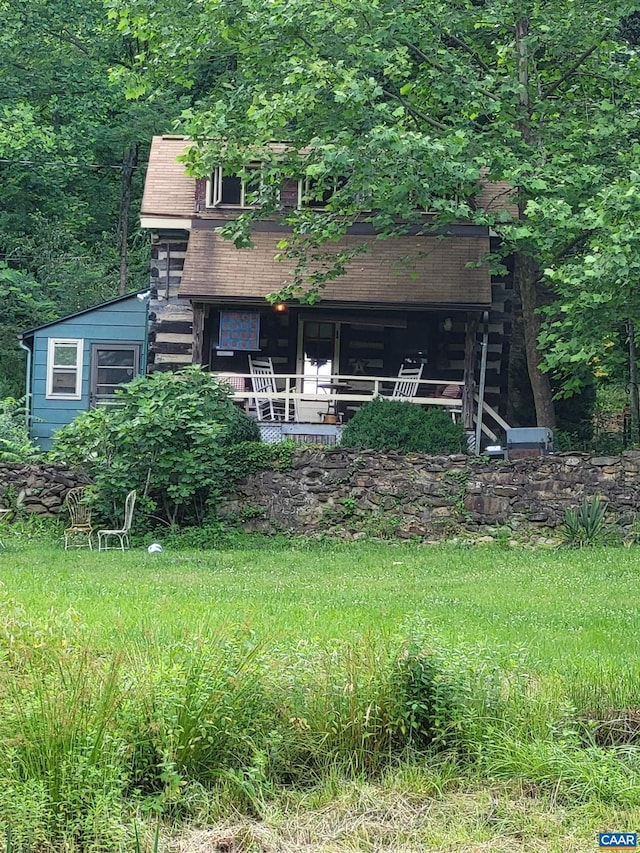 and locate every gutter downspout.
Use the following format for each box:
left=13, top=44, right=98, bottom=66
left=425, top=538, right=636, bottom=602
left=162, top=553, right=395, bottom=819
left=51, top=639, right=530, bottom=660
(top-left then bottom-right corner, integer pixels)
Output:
left=18, top=337, right=33, bottom=431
